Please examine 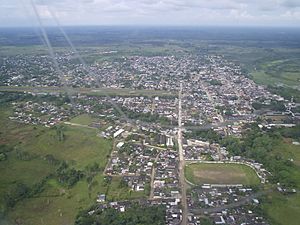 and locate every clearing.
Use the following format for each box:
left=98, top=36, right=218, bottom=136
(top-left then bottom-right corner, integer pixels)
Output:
left=185, top=163, right=260, bottom=185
